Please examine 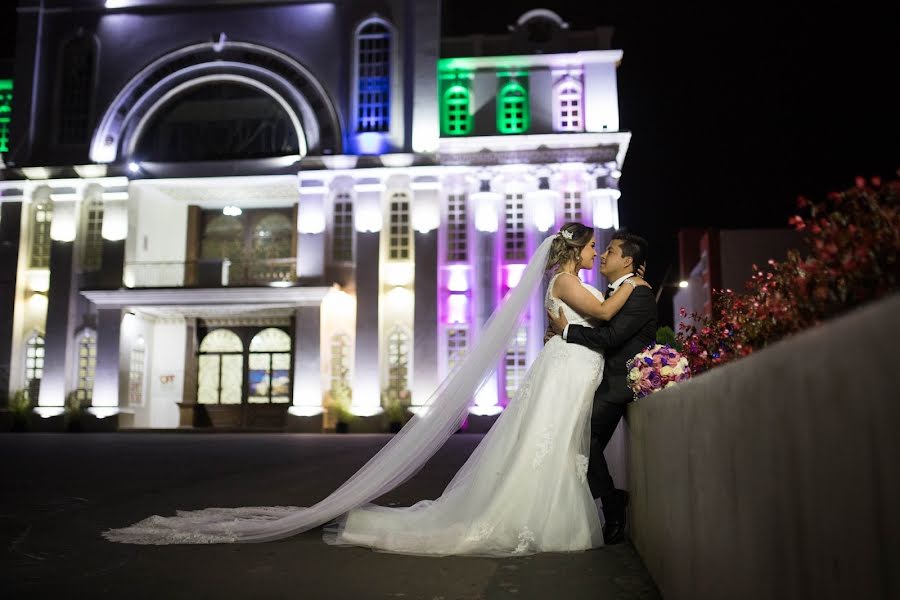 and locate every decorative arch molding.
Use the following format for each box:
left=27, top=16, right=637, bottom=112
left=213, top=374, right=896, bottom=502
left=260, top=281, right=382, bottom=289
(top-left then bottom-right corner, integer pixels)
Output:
left=515, top=9, right=569, bottom=29
left=90, top=41, right=342, bottom=163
